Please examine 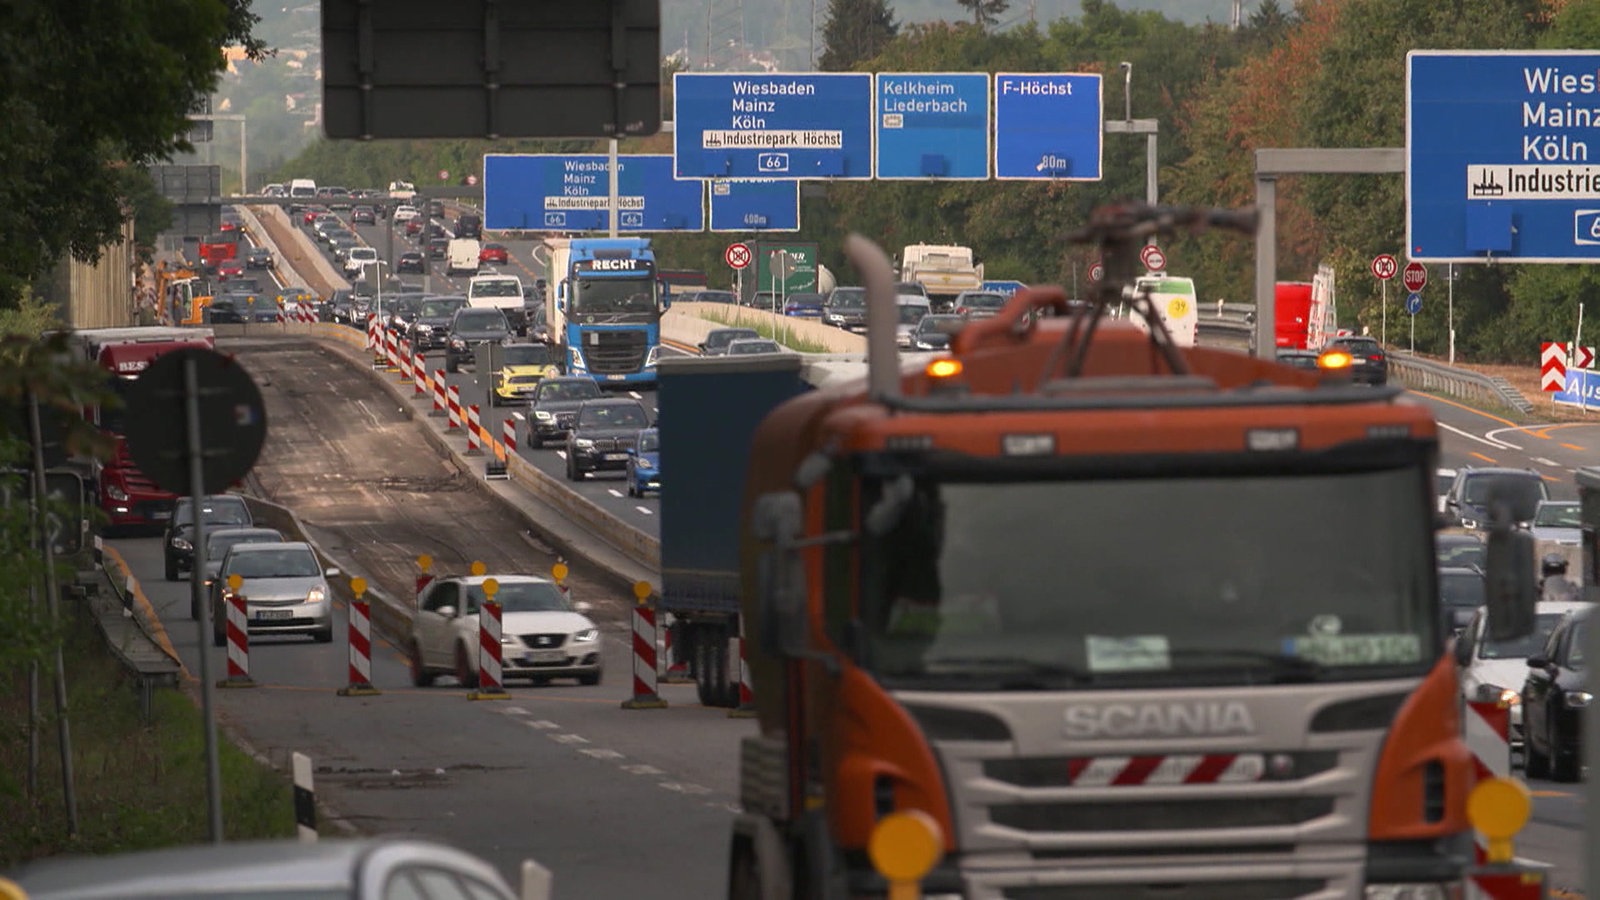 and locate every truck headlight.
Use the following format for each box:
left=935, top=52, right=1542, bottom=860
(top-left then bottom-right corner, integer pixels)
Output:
left=645, top=344, right=660, bottom=367
left=573, top=628, right=598, bottom=643
left=569, top=349, right=587, bottom=372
